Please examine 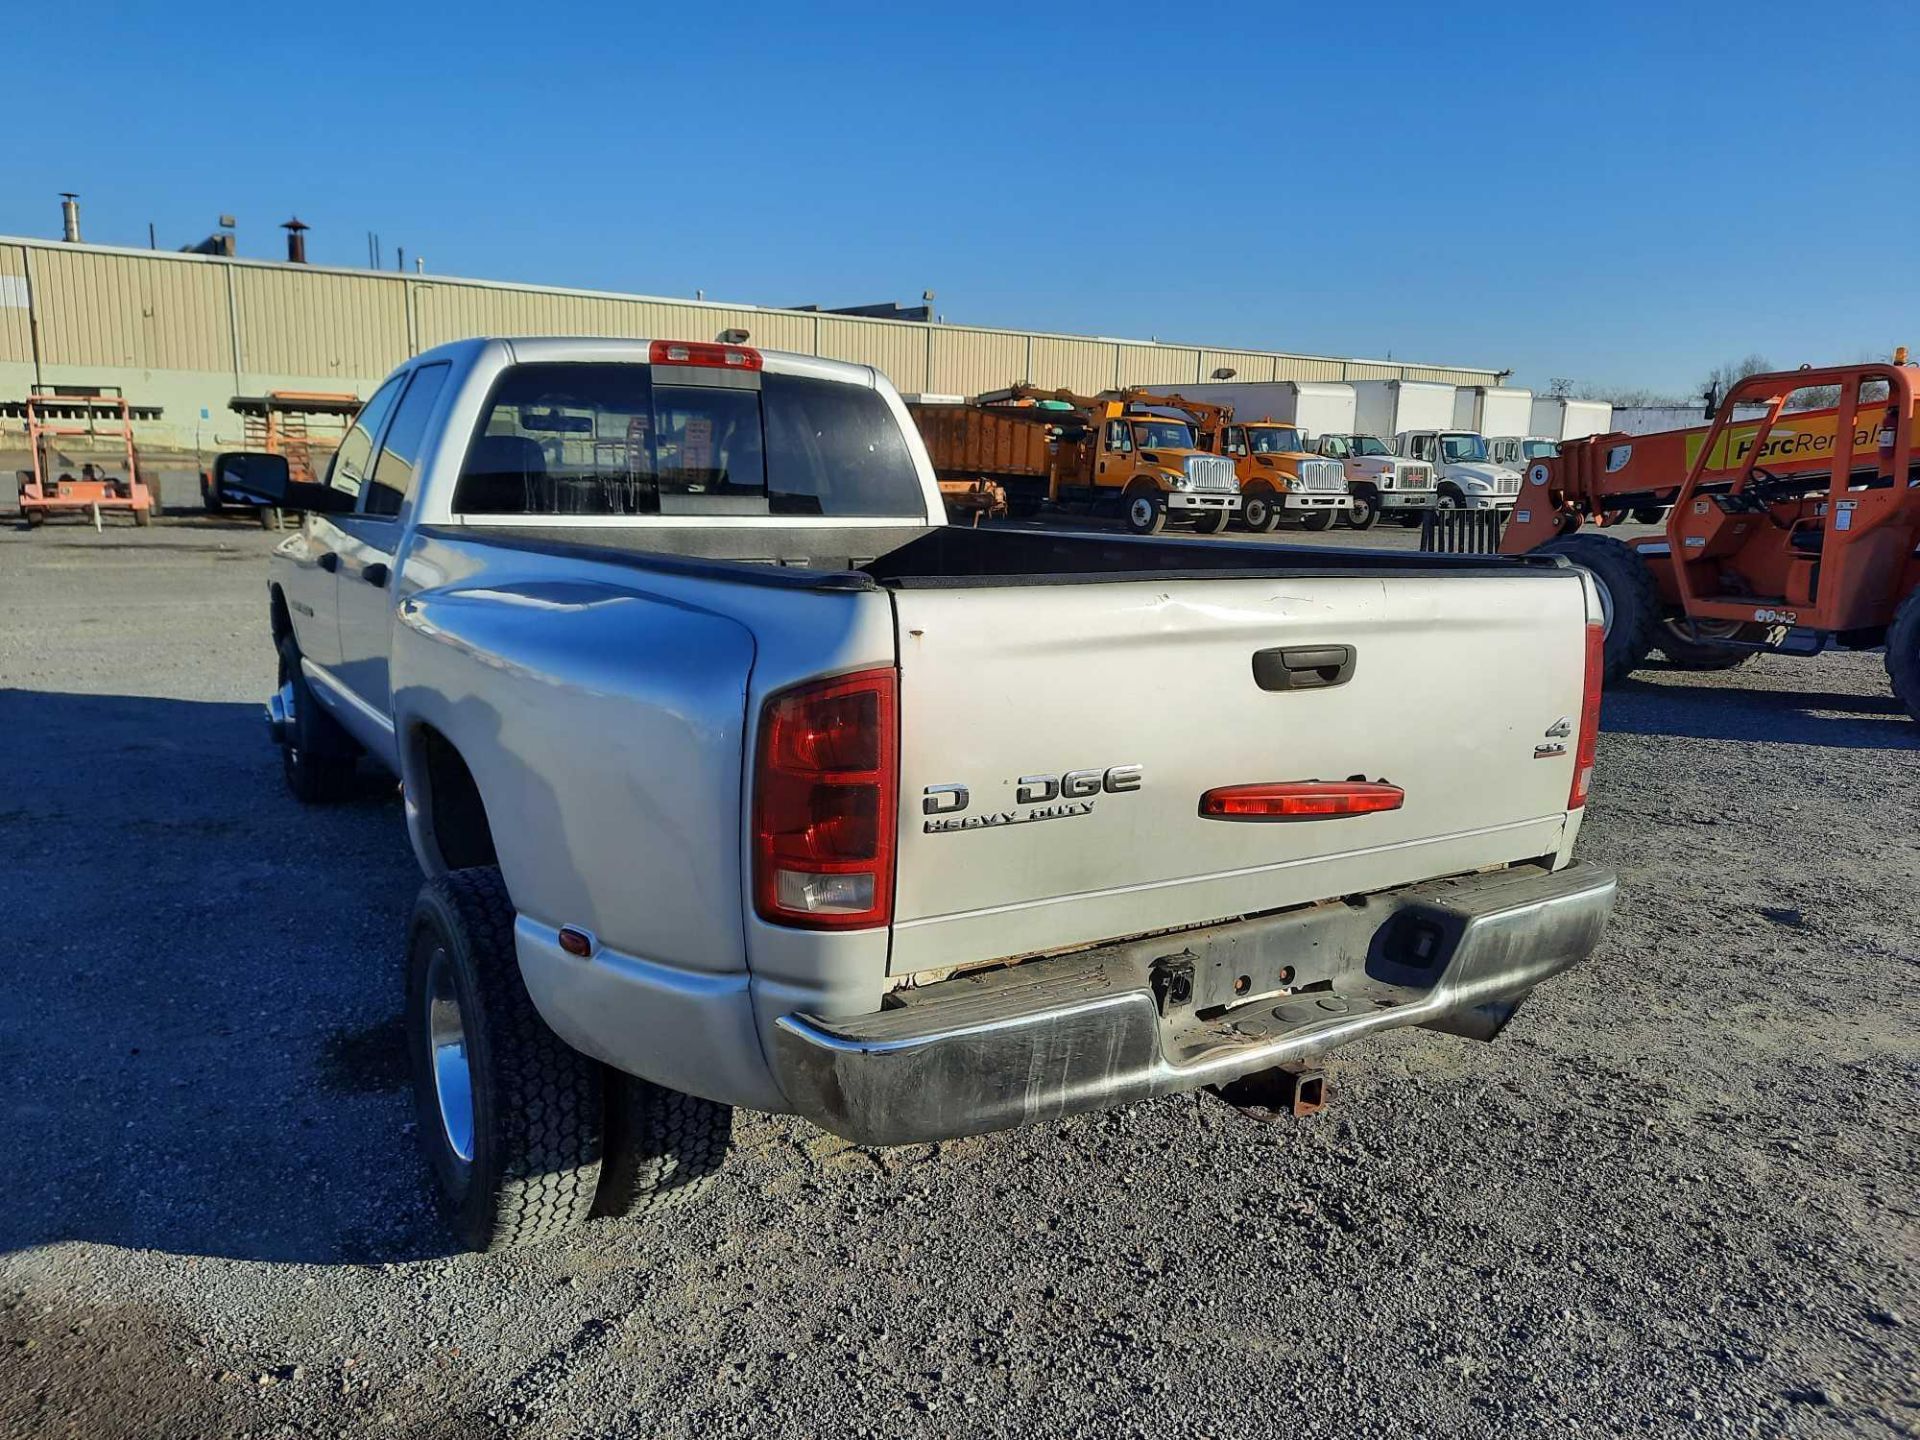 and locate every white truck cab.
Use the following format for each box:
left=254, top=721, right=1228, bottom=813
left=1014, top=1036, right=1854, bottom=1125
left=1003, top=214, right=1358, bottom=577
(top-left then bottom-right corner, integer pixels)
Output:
left=1396, top=430, right=1524, bottom=511
left=1313, top=432, right=1435, bottom=530
left=1488, top=436, right=1561, bottom=471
